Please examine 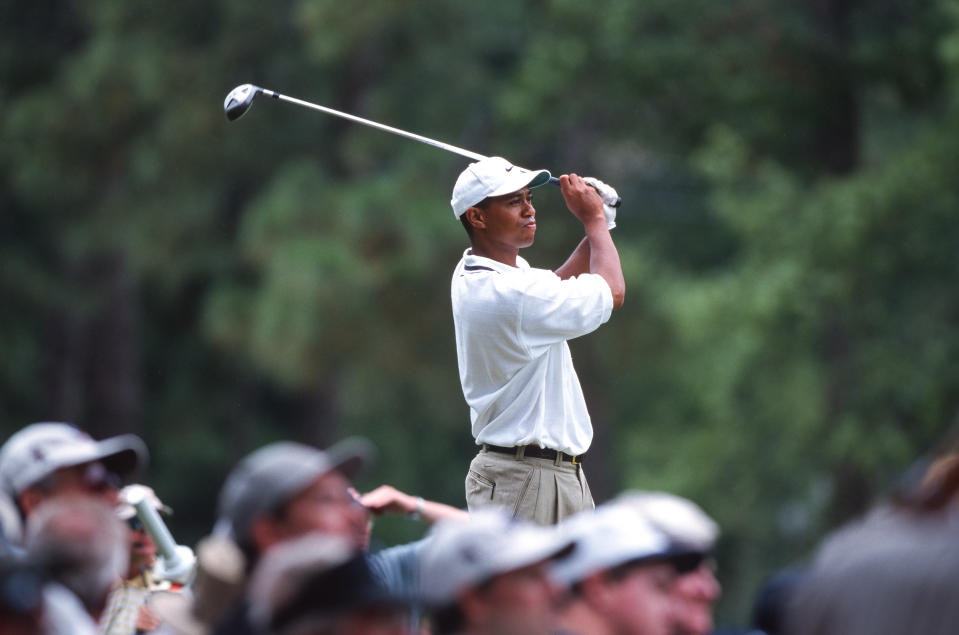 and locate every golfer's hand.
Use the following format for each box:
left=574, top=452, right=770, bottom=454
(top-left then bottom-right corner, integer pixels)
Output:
left=560, top=174, right=607, bottom=229
left=583, top=176, right=619, bottom=230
